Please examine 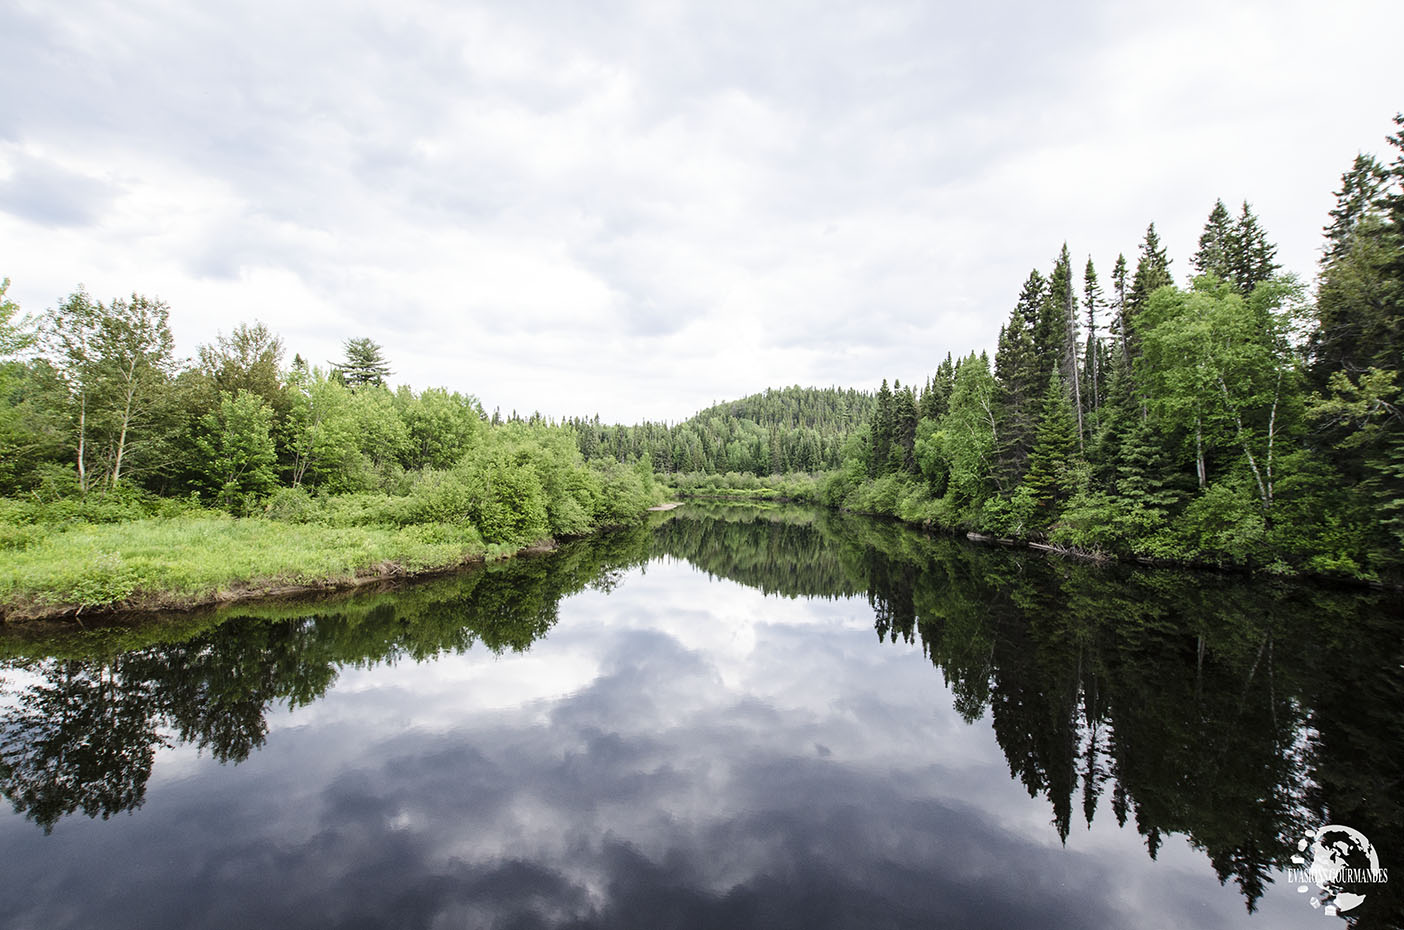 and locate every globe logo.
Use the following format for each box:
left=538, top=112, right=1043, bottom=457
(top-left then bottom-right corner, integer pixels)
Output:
left=1291, top=824, right=1385, bottom=916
